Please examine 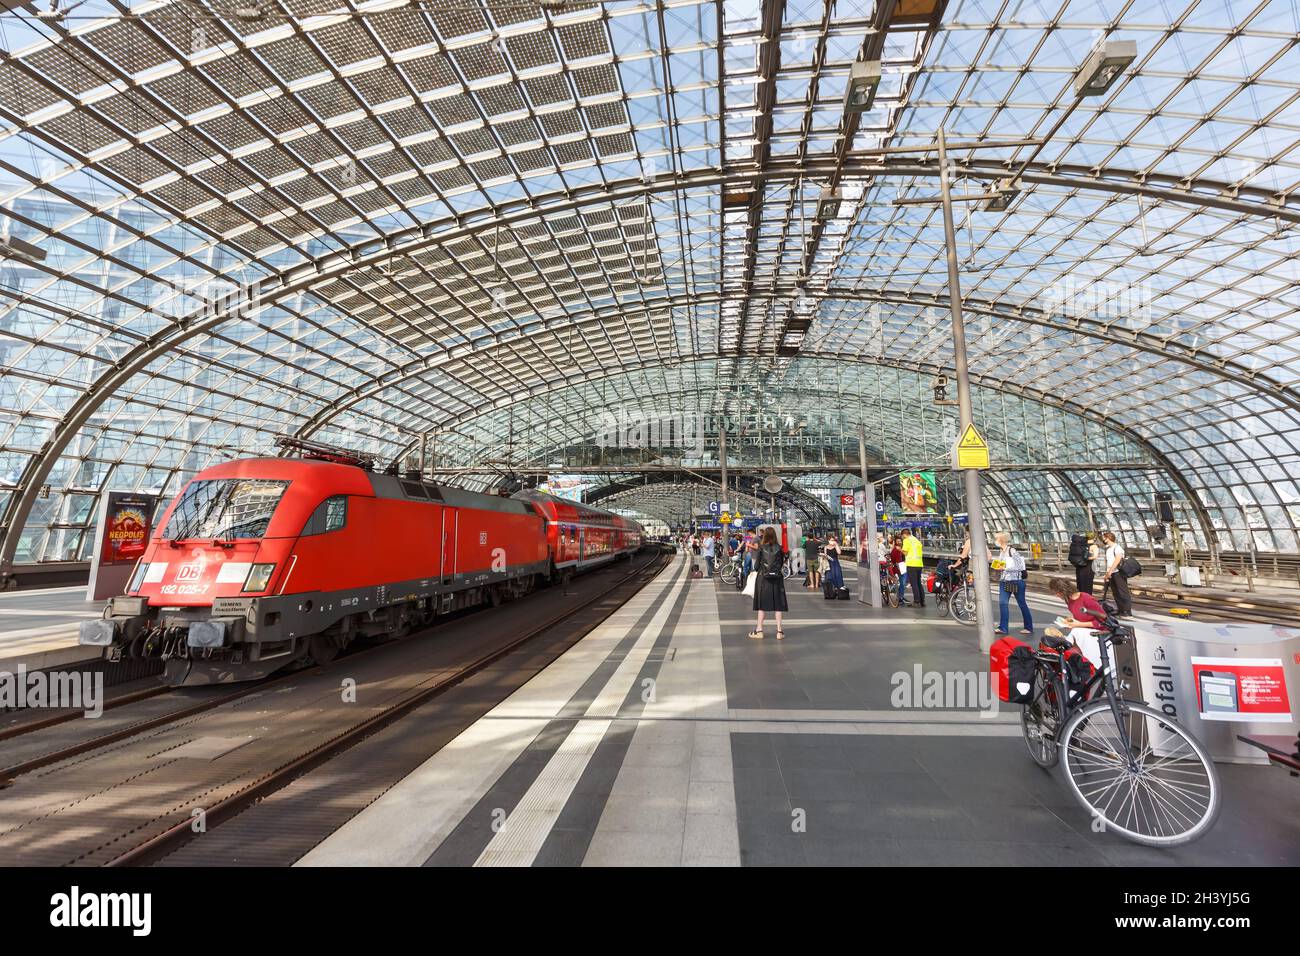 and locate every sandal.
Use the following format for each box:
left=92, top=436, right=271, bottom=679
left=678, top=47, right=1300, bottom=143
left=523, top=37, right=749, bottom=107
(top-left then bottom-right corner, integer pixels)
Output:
left=747, top=630, right=764, bottom=640
left=775, top=630, right=785, bottom=640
